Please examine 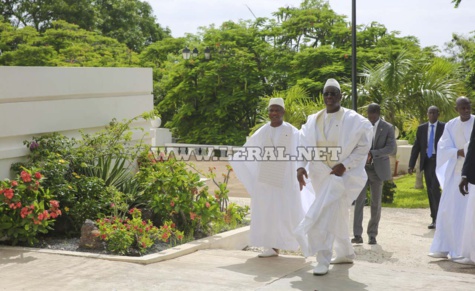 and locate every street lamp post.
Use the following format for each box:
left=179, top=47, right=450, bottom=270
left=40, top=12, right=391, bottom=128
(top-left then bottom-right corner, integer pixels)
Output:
left=182, top=47, right=191, bottom=60
left=351, top=0, right=358, bottom=111
left=182, top=47, right=211, bottom=60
